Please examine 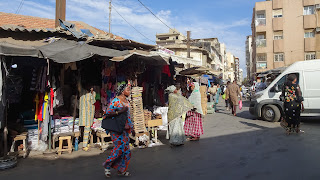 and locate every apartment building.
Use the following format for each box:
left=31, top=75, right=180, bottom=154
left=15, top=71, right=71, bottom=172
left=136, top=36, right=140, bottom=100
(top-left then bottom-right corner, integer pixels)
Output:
left=226, top=52, right=236, bottom=81
left=234, top=57, right=240, bottom=82
left=246, top=35, right=253, bottom=80
left=156, top=28, right=186, bottom=46
left=251, top=0, right=320, bottom=74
